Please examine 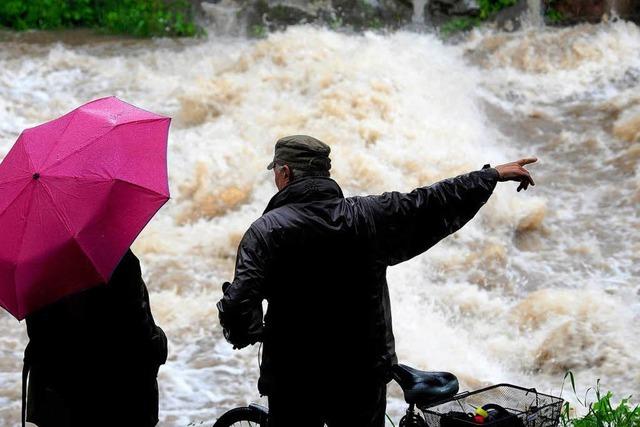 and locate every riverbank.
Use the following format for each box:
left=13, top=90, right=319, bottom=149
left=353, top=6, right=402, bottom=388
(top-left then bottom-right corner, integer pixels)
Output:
left=3, top=0, right=640, bottom=40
